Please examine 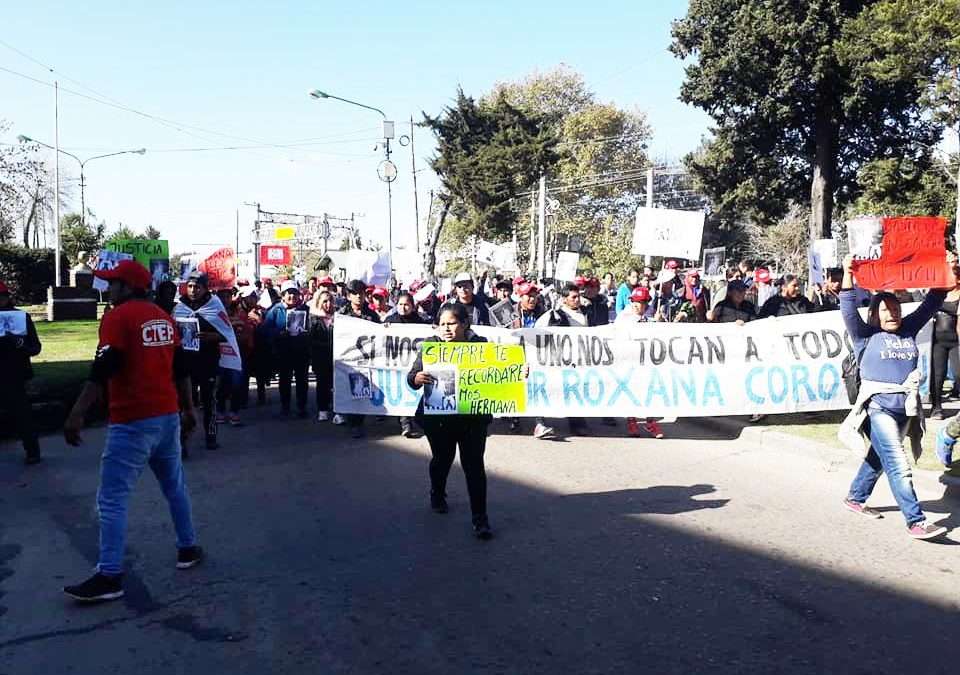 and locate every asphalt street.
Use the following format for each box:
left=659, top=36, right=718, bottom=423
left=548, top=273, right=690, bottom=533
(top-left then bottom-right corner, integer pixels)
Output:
left=1, top=406, right=958, bottom=674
